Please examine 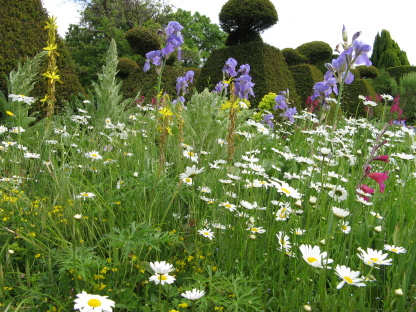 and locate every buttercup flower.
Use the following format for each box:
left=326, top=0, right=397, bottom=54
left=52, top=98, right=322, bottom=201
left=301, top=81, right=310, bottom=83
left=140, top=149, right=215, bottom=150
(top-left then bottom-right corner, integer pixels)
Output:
left=74, top=291, right=115, bottom=312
